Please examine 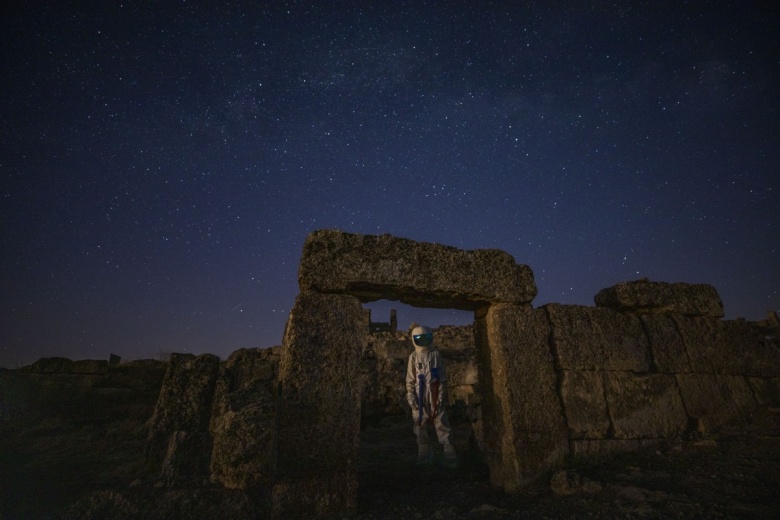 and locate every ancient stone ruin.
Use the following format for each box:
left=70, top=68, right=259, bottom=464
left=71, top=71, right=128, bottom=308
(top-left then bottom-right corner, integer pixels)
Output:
left=83, top=230, right=780, bottom=517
